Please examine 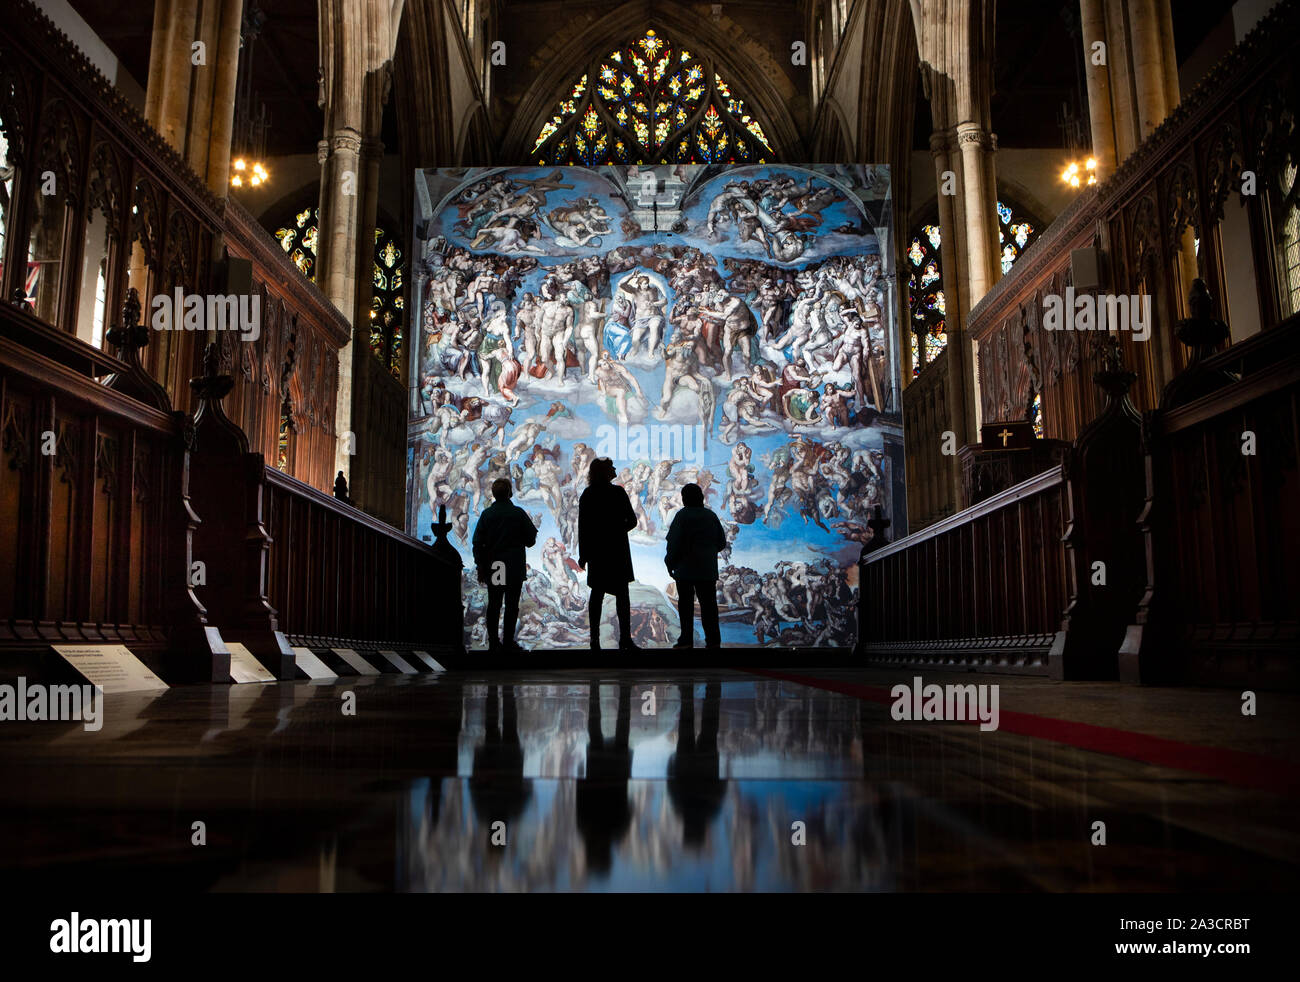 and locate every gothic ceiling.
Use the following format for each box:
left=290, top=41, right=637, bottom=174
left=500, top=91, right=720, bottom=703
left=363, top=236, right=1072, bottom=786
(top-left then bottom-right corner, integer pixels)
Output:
left=69, top=0, right=1247, bottom=161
